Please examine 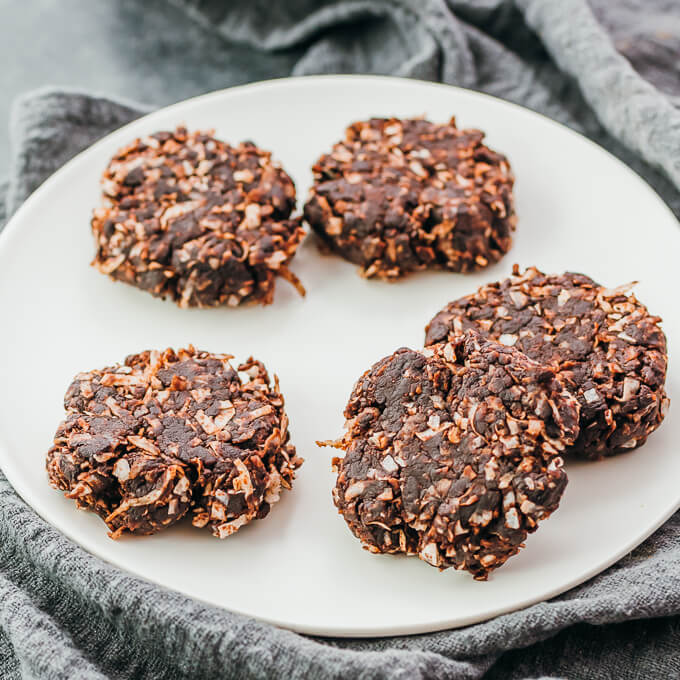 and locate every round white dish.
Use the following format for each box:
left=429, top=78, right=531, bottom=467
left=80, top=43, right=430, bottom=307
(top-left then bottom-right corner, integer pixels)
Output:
left=0, top=75, right=678, bottom=637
